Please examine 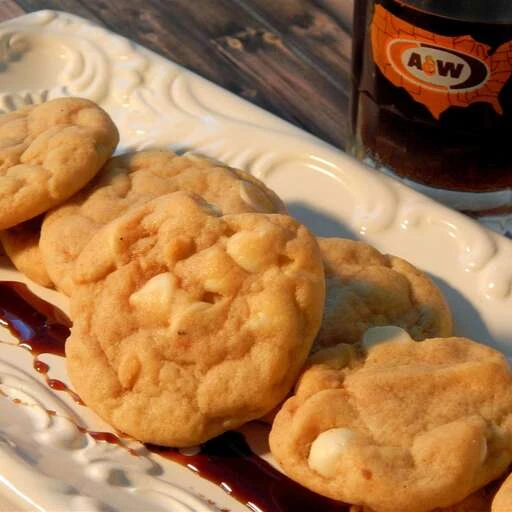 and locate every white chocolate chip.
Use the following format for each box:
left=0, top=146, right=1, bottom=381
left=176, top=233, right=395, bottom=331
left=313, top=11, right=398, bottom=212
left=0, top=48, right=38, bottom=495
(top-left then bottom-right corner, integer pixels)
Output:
left=181, top=245, right=236, bottom=295
left=308, top=428, right=357, bottom=478
left=362, top=326, right=412, bottom=350
left=244, top=310, right=269, bottom=331
left=226, top=228, right=278, bottom=273
left=203, top=276, right=229, bottom=294
left=129, top=272, right=177, bottom=321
